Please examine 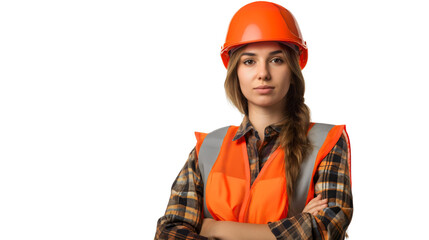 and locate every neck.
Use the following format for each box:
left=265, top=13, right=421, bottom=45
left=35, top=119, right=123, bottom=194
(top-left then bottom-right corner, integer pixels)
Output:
left=247, top=103, right=286, bottom=141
